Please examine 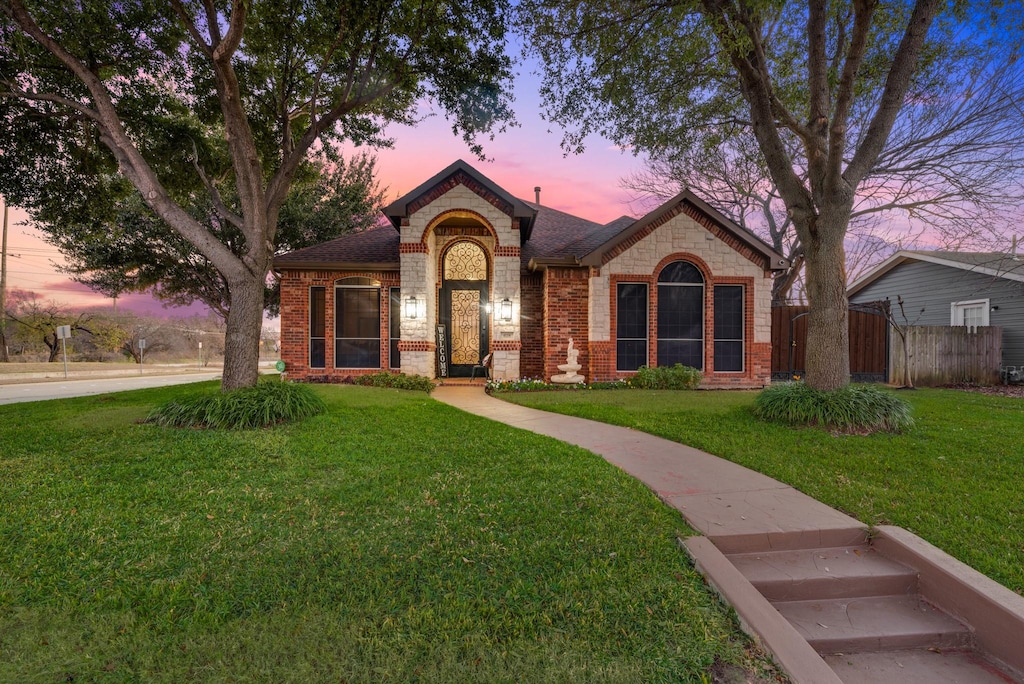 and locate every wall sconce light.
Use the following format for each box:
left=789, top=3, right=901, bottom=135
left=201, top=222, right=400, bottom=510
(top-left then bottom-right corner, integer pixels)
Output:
left=405, top=296, right=423, bottom=320
left=500, top=297, right=513, bottom=322
left=991, top=305, right=999, bottom=312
